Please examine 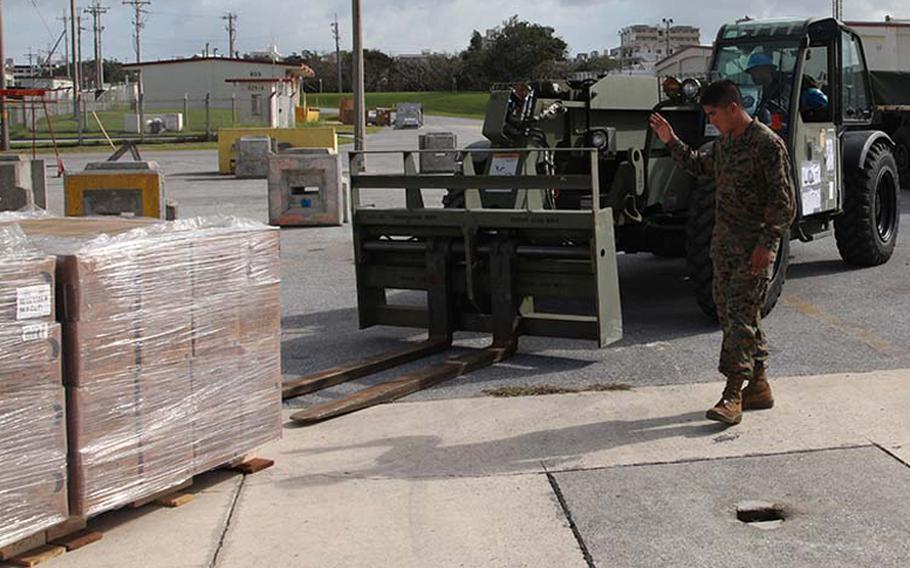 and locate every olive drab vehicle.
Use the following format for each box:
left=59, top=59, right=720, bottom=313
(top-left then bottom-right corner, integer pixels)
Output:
left=459, top=17, right=906, bottom=319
